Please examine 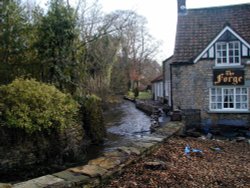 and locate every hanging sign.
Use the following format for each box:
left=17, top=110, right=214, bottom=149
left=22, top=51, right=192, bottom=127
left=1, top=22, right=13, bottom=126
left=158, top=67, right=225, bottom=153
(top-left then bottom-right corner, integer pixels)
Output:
left=213, top=69, right=244, bottom=85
